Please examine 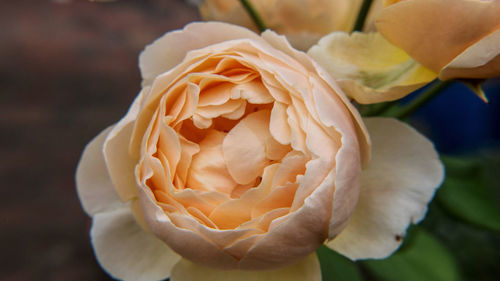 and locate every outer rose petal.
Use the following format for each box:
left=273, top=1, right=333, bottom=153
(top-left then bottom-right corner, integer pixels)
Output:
left=376, top=0, right=500, bottom=77
left=91, top=207, right=181, bottom=281
left=139, top=22, right=262, bottom=86
left=170, top=253, right=321, bottom=281
left=308, top=32, right=437, bottom=104
left=103, top=87, right=149, bottom=202
left=76, top=126, right=121, bottom=215
left=327, top=118, right=443, bottom=260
